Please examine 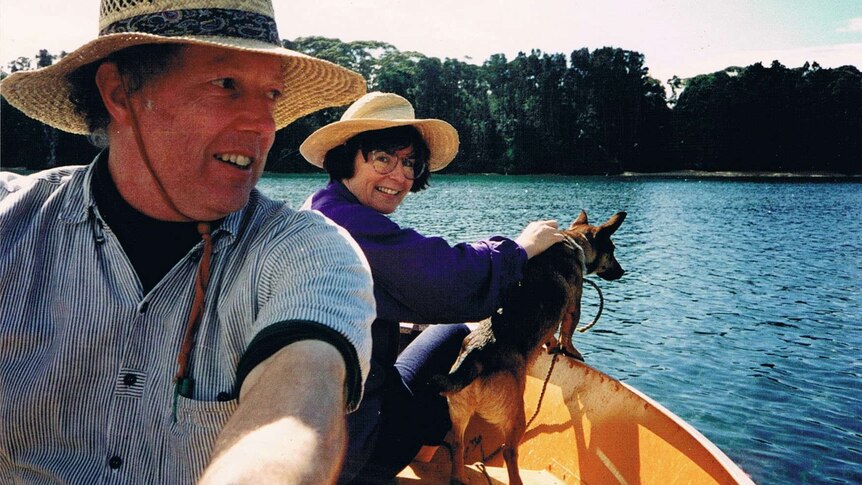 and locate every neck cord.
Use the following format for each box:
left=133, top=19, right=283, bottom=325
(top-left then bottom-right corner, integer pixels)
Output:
left=120, top=83, right=213, bottom=417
